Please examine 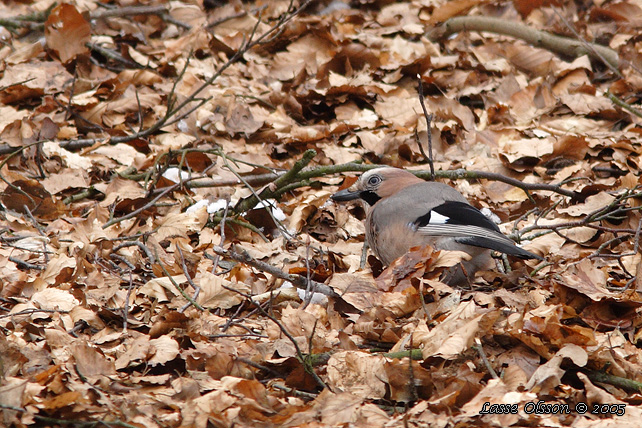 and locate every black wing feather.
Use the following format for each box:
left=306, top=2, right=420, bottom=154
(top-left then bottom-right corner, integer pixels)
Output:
left=414, top=201, right=501, bottom=232
left=413, top=202, right=543, bottom=261
left=455, top=236, right=542, bottom=260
